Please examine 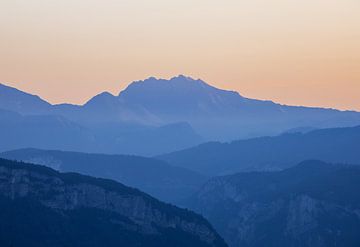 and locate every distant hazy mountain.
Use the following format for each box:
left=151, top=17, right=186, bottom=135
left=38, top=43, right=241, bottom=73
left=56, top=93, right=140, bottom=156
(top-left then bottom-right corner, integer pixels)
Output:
left=0, top=82, right=203, bottom=156
left=0, top=158, right=227, bottom=247
left=87, top=121, right=202, bottom=156
left=0, top=108, right=96, bottom=153
left=81, top=75, right=360, bottom=140
left=158, top=125, right=360, bottom=175
left=187, top=160, right=360, bottom=247
left=2, top=76, right=360, bottom=142
left=0, top=148, right=207, bottom=204
left=0, top=107, right=202, bottom=156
